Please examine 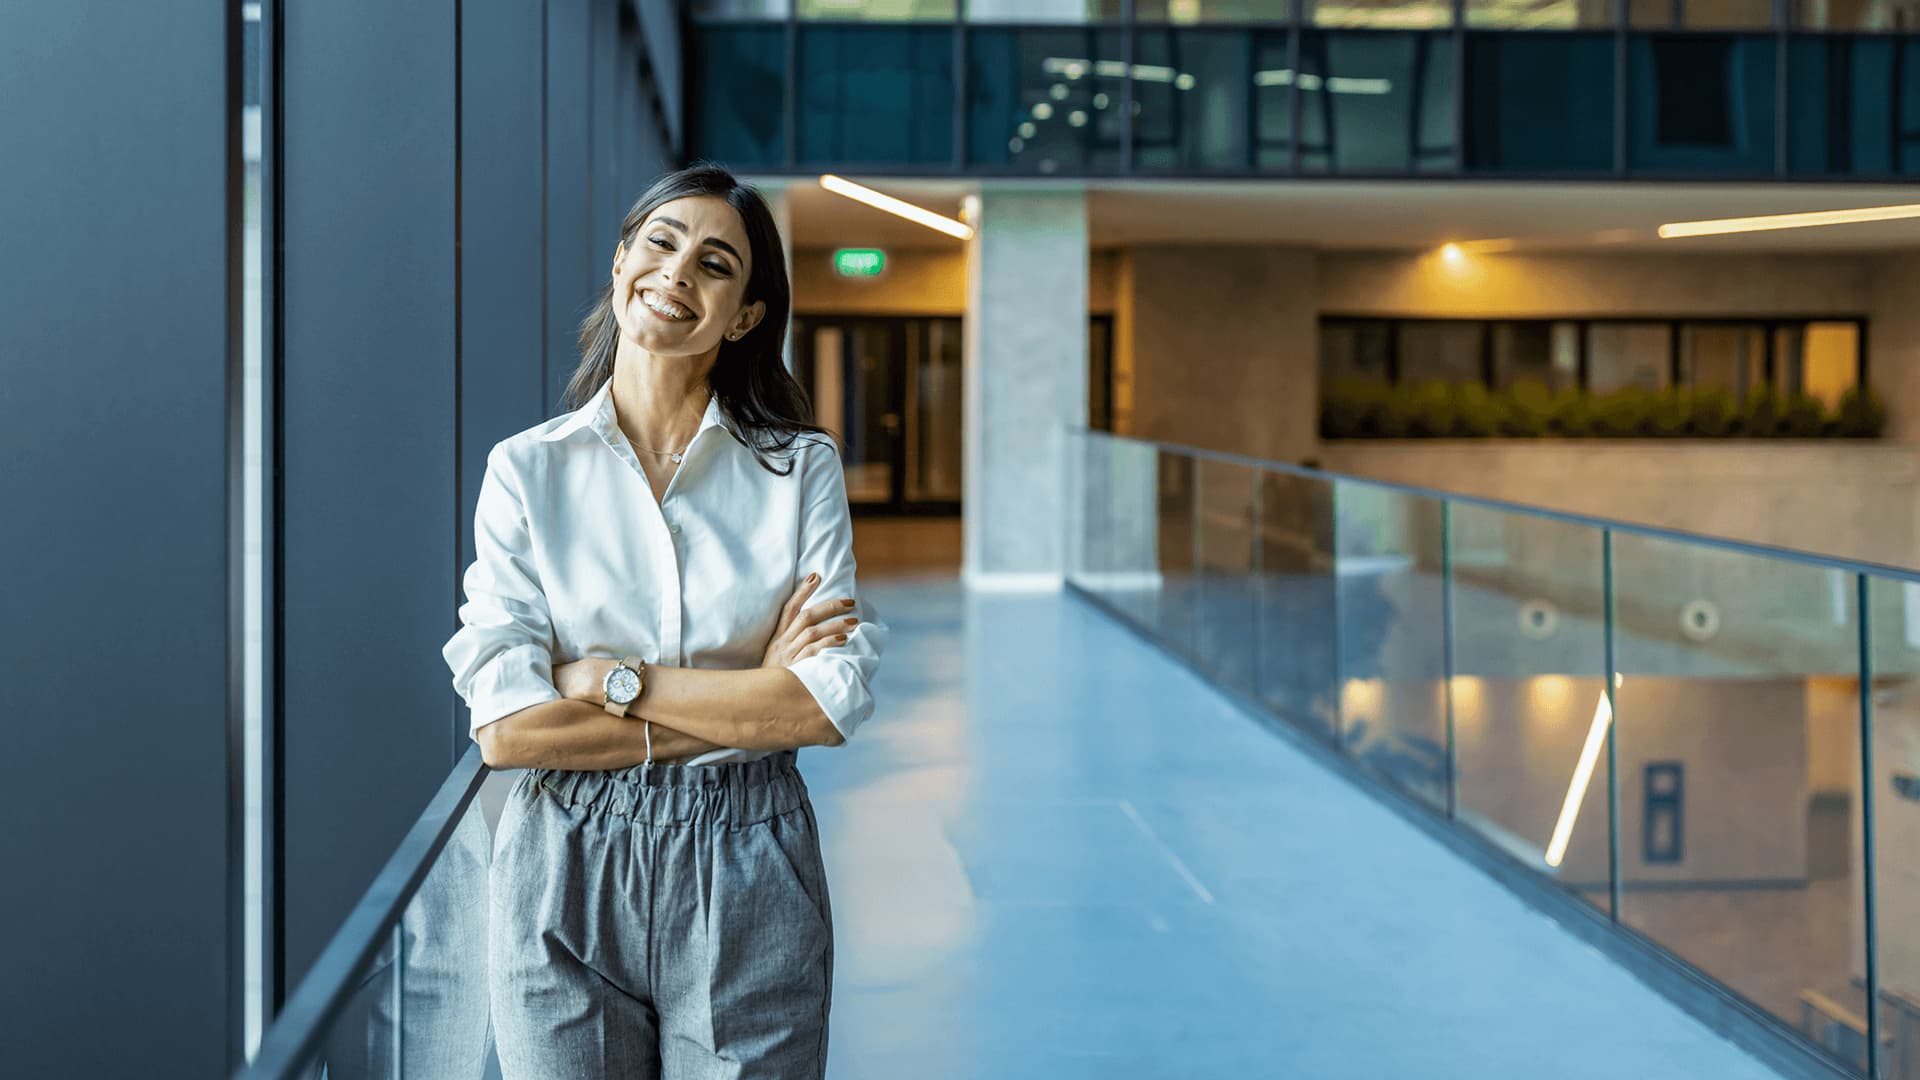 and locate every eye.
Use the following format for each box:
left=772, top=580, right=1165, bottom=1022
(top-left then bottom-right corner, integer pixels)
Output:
left=703, top=258, right=733, bottom=277
left=647, top=235, right=672, bottom=250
